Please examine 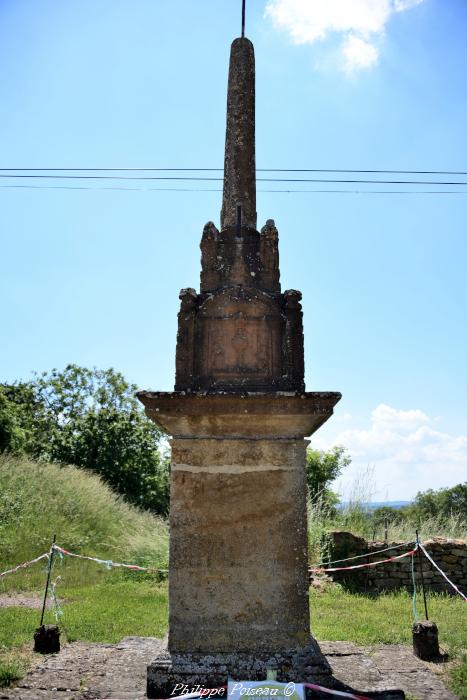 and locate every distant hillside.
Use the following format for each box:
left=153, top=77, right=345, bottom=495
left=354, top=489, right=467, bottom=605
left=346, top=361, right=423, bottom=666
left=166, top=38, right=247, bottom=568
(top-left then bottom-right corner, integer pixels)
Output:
left=338, top=501, right=411, bottom=511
